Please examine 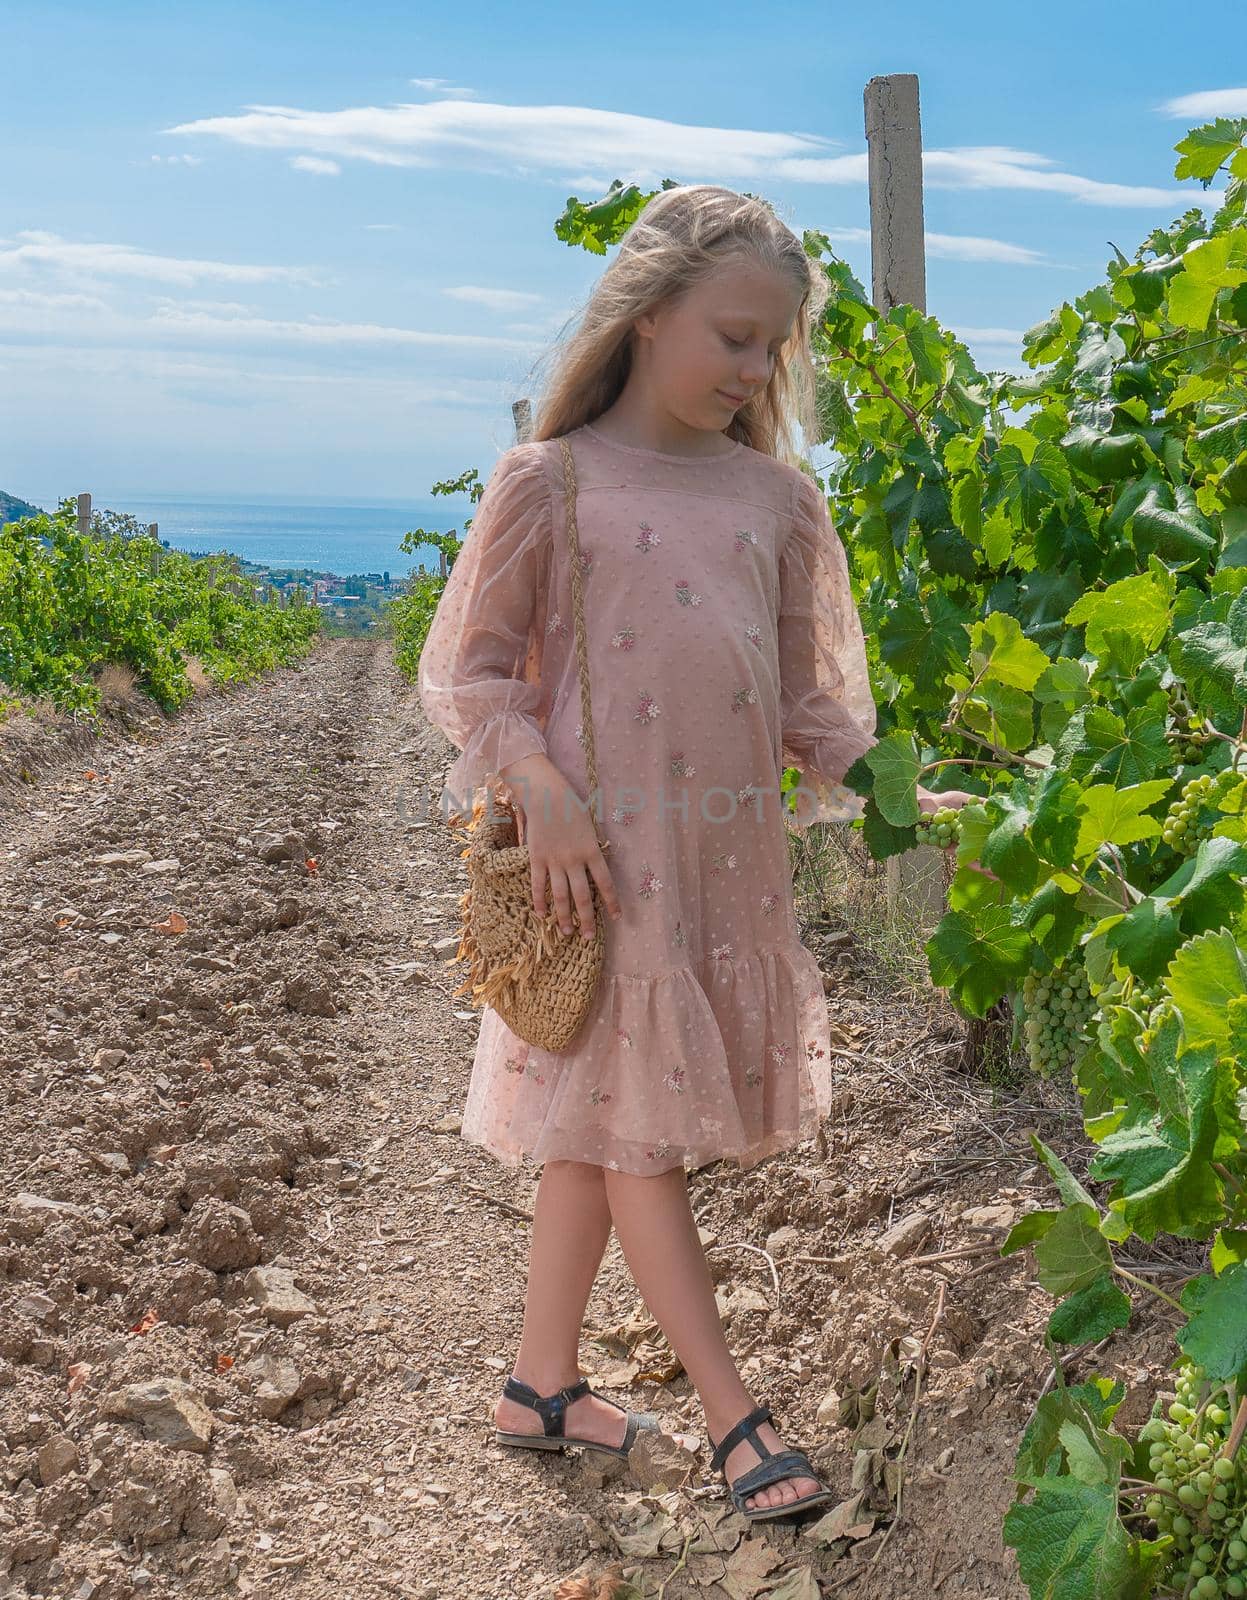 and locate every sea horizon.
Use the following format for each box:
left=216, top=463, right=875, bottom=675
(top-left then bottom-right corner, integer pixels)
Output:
left=15, top=489, right=473, bottom=578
